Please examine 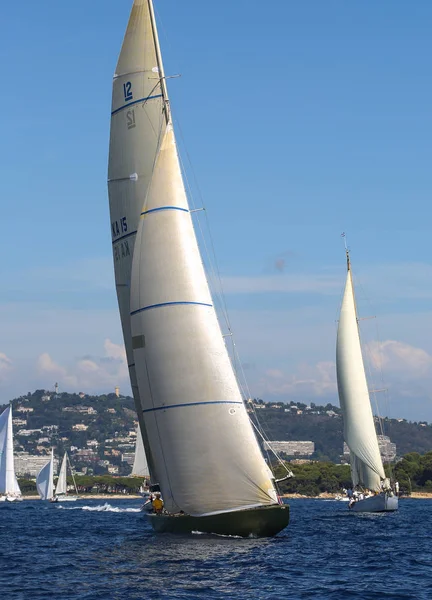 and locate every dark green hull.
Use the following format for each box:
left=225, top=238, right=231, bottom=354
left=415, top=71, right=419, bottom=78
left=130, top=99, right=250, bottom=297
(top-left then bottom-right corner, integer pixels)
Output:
left=147, top=504, right=289, bottom=537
